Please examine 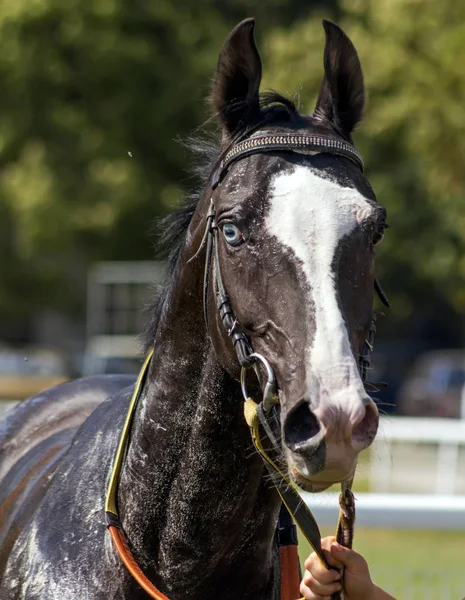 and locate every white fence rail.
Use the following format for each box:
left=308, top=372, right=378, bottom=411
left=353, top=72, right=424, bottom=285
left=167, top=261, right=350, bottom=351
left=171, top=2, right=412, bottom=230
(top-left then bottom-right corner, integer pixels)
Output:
left=369, top=416, right=465, bottom=495
left=303, top=492, right=465, bottom=529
